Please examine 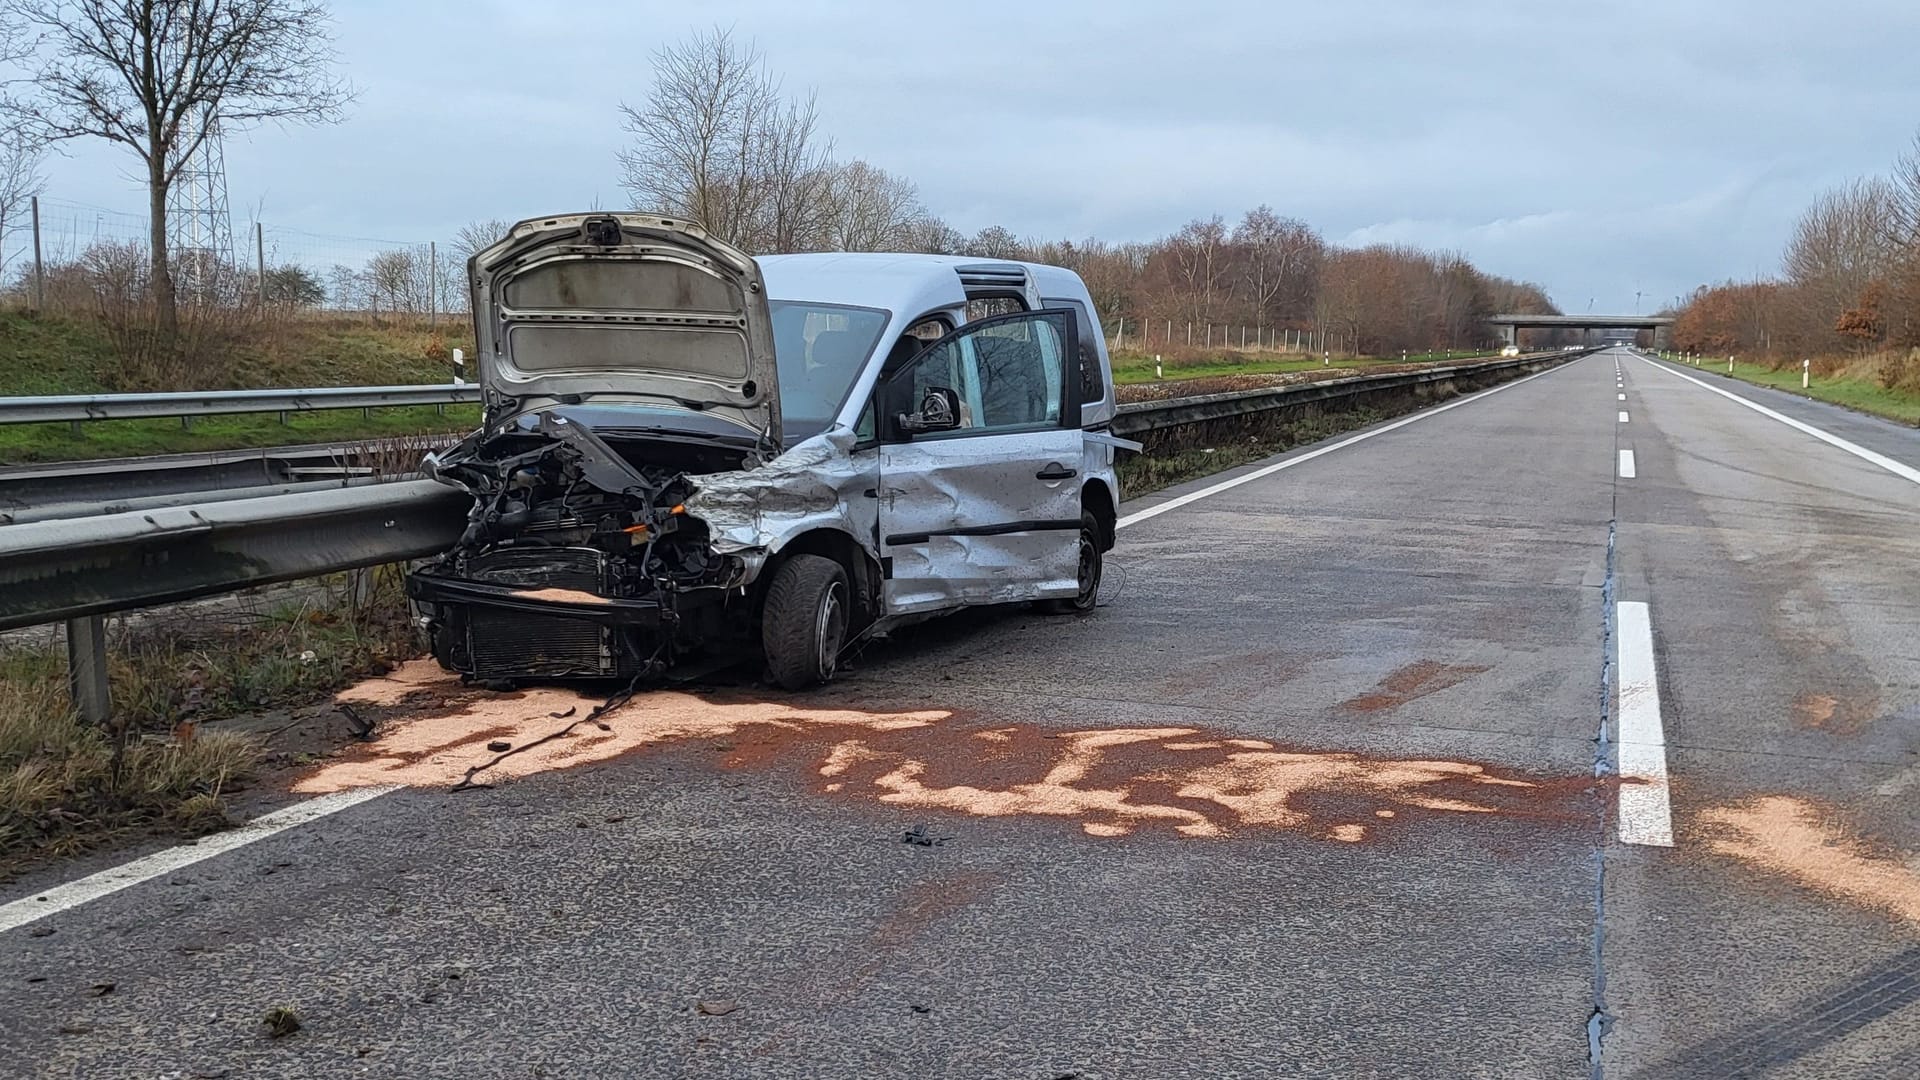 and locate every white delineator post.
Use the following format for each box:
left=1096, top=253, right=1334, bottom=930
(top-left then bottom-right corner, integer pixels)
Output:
left=1154, top=355, right=1163, bottom=380
left=1803, top=359, right=1810, bottom=389
left=452, top=347, right=466, bottom=386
